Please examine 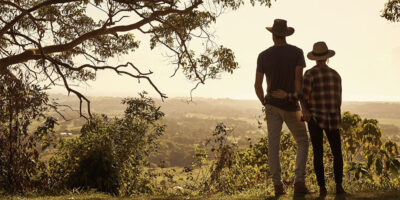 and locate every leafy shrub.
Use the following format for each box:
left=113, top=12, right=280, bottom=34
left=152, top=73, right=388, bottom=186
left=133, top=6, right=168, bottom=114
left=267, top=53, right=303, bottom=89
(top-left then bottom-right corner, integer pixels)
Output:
left=49, top=92, right=165, bottom=195
left=182, top=112, right=400, bottom=195
left=341, top=112, right=400, bottom=190
left=201, top=123, right=303, bottom=194
left=0, top=74, right=57, bottom=193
